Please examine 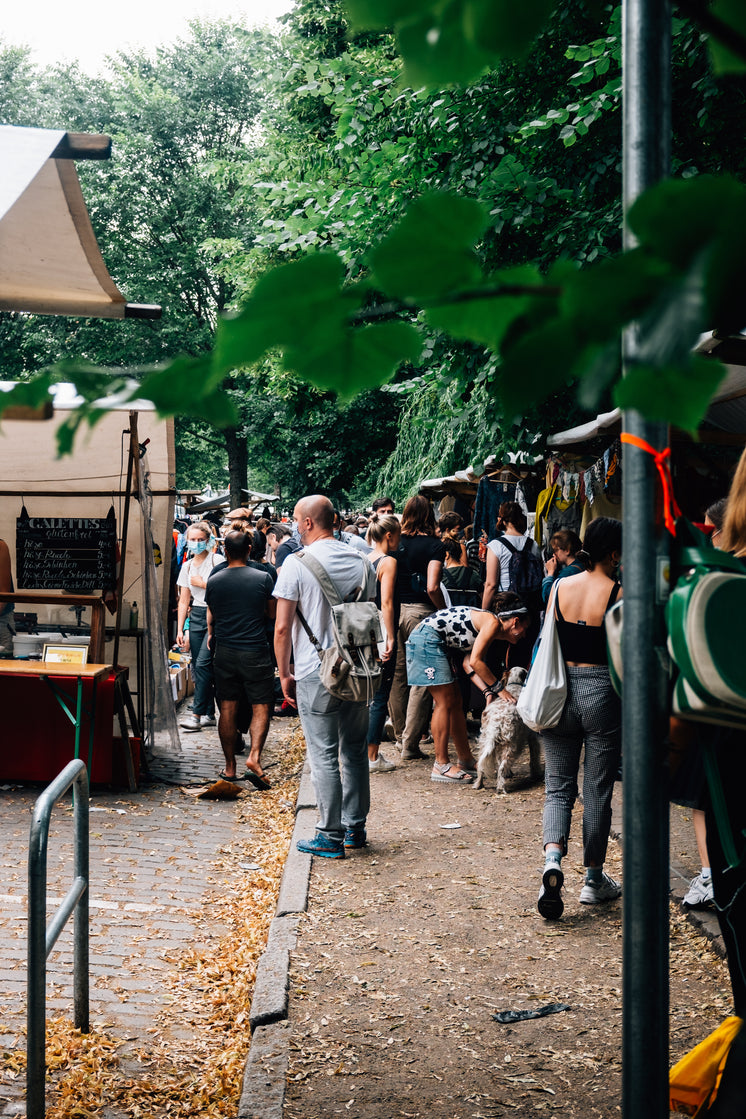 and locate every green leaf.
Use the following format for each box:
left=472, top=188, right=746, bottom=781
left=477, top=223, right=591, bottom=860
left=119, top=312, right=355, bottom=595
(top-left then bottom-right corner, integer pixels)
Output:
left=613, top=356, right=727, bottom=433
left=498, top=317, right=583, bottom=420
left=138, top=355, right=239, bottom=426
left=215, top=253, right=356, bottom=375
left=289, top=320, right=422, bottom=398
left=464, top=0, right=555, bottom=57
left=425, top=265, right=542, bottom=351
left=628, top=176, right=746, bottom=269
left=709, top=0, right=746, bottom=74
left=0, top=374, right=56, bottom=417
left=370, top=191, right=487, bottom=301
left=397, top=1, right=495, bottom=88
left=345, top=0, right=432, bottom=30
left=562, top=249, right=672, bottom=339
